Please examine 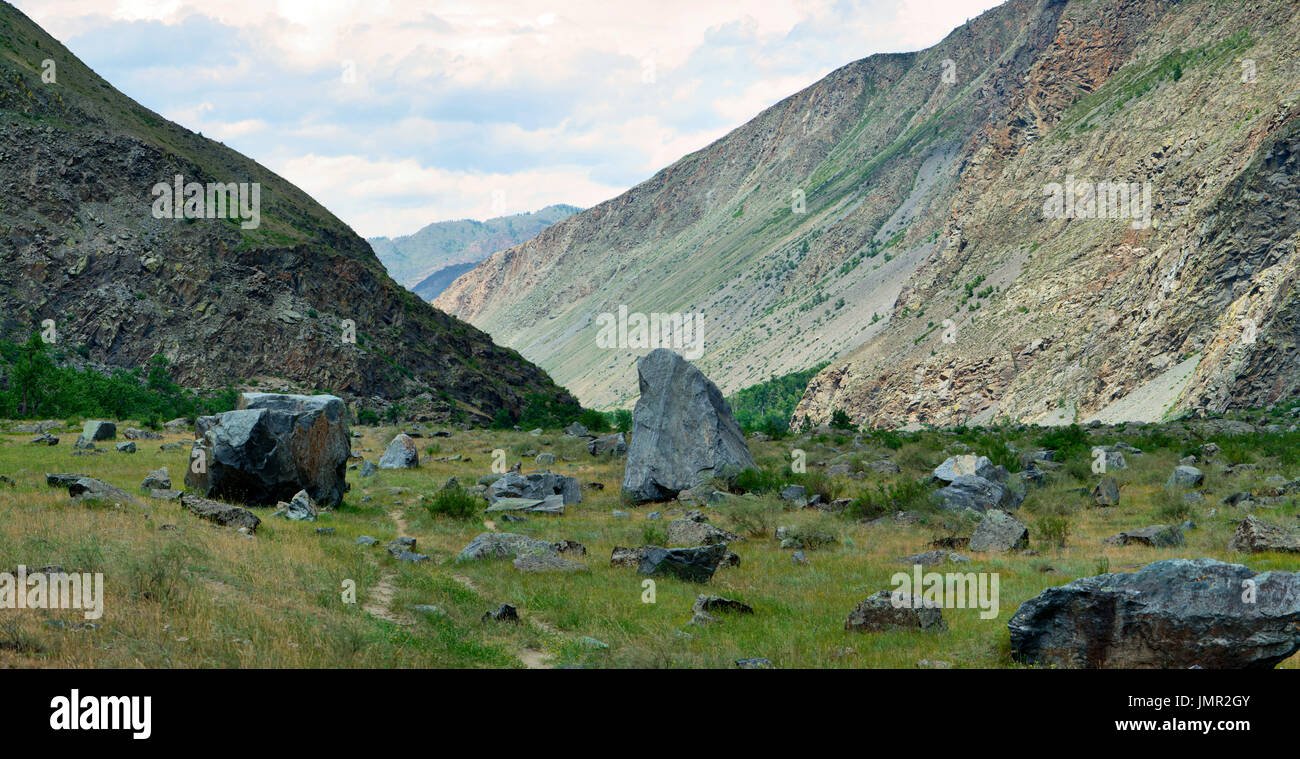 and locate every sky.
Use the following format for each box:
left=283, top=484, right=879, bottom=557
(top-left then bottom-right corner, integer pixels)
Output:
left=16, top=0, right=1005, bottom=238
